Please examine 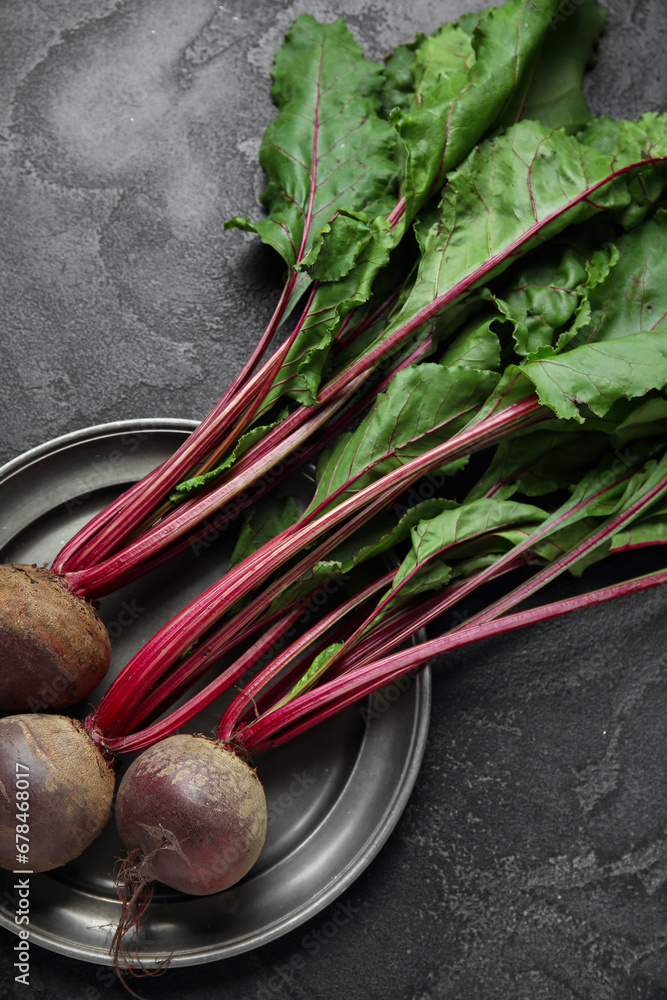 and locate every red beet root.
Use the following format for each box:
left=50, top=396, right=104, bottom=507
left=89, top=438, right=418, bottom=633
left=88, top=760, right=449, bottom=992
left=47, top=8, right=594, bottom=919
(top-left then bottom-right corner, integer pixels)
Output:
left=0, top=714, right=115, bottom=872
left=0, top=563, right=111, bottom=713
left=115, top=734, right=267, bottom=895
